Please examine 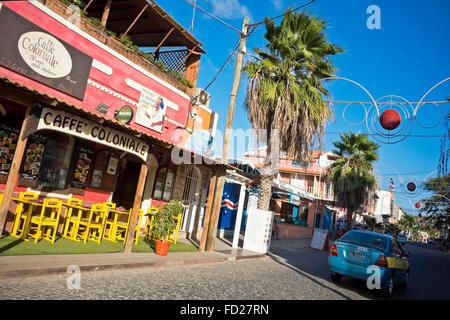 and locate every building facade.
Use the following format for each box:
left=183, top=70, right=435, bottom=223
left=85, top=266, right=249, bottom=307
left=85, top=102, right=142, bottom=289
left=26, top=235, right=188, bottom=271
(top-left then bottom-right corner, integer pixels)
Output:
left=0, top=0, right=228, bottom=247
